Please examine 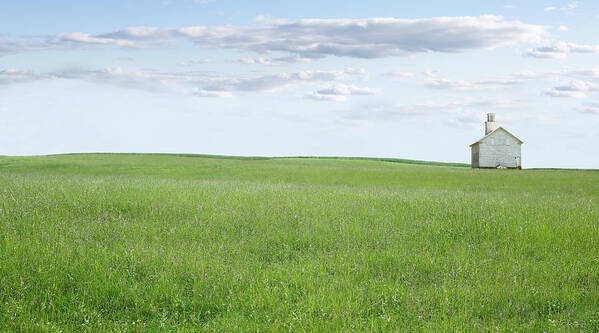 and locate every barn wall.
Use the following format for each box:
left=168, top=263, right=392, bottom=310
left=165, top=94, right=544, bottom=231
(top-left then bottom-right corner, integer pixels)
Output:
left=477, top=130, right=521, bottom=168
left=471, top=145, right=480, bottom=167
